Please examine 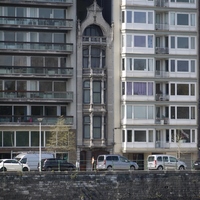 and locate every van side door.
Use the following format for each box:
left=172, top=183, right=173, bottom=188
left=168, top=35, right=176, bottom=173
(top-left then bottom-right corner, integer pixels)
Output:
left=169, top=156, right=178, bottom=170
left=163, top=156, right=169, bottom=169
left=119, top=156, right=130, bottom=170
